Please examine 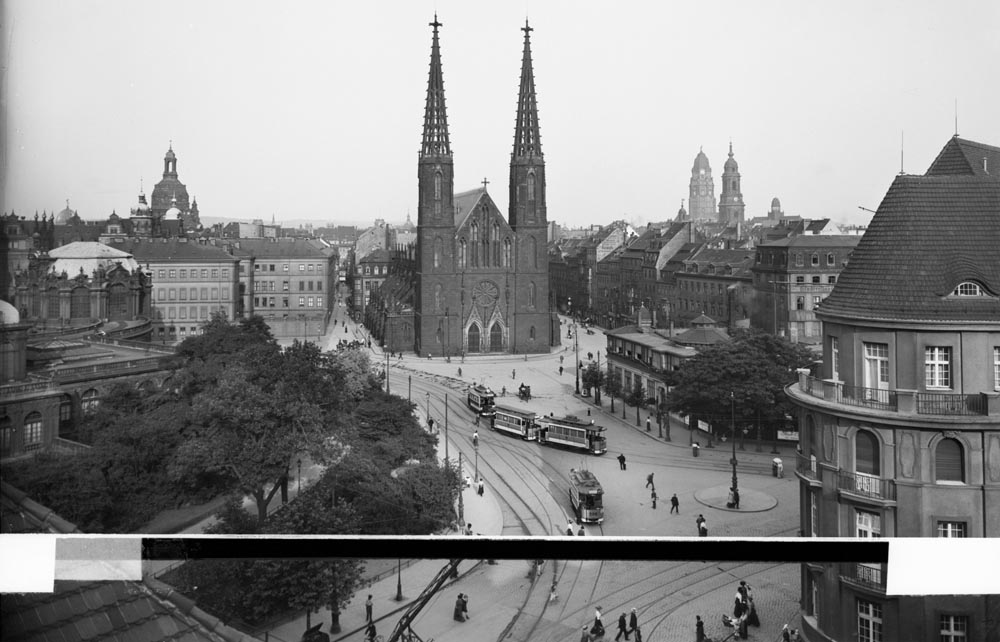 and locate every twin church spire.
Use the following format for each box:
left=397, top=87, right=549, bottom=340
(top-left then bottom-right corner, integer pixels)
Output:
left=418, top=16, right=544, bottom=220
